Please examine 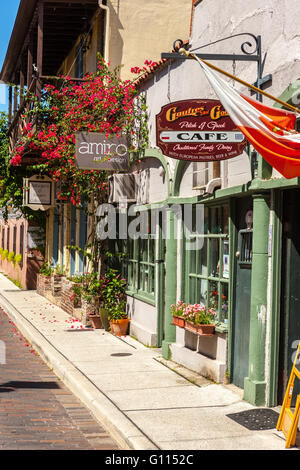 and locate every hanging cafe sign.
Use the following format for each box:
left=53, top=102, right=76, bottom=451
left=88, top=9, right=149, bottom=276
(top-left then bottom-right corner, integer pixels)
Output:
left=156, top=99, right=247, bottom=162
